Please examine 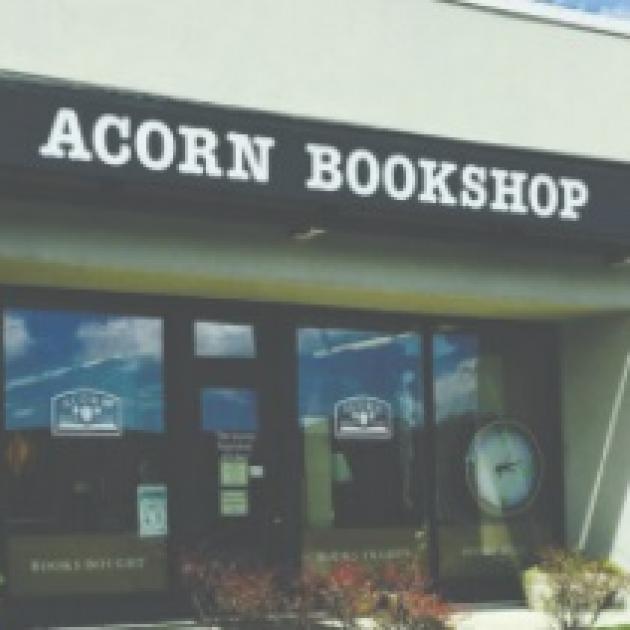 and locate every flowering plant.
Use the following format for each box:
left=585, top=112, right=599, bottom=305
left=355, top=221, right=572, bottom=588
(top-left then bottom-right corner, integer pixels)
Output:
left=288, top=565, right=329, bottom=629
left=309, top=558, right=451, bottom=629
left=321, top=560, right=380, bottom=628
left=180, top=549, right=452, bottom=629
left=524, top=547, right=630, bottom=630
left=179, top=550, right=284, bottom=625
left=376, top=559, right=452, bottom=630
